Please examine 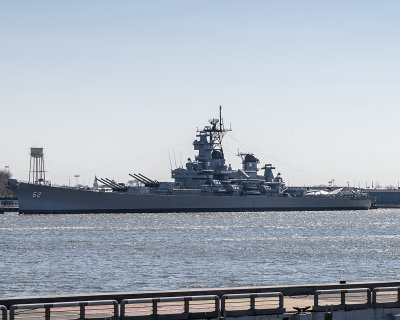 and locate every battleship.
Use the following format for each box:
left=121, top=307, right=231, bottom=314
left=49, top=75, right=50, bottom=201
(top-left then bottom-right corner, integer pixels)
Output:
left=8, top=108, right=372, bottom=213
